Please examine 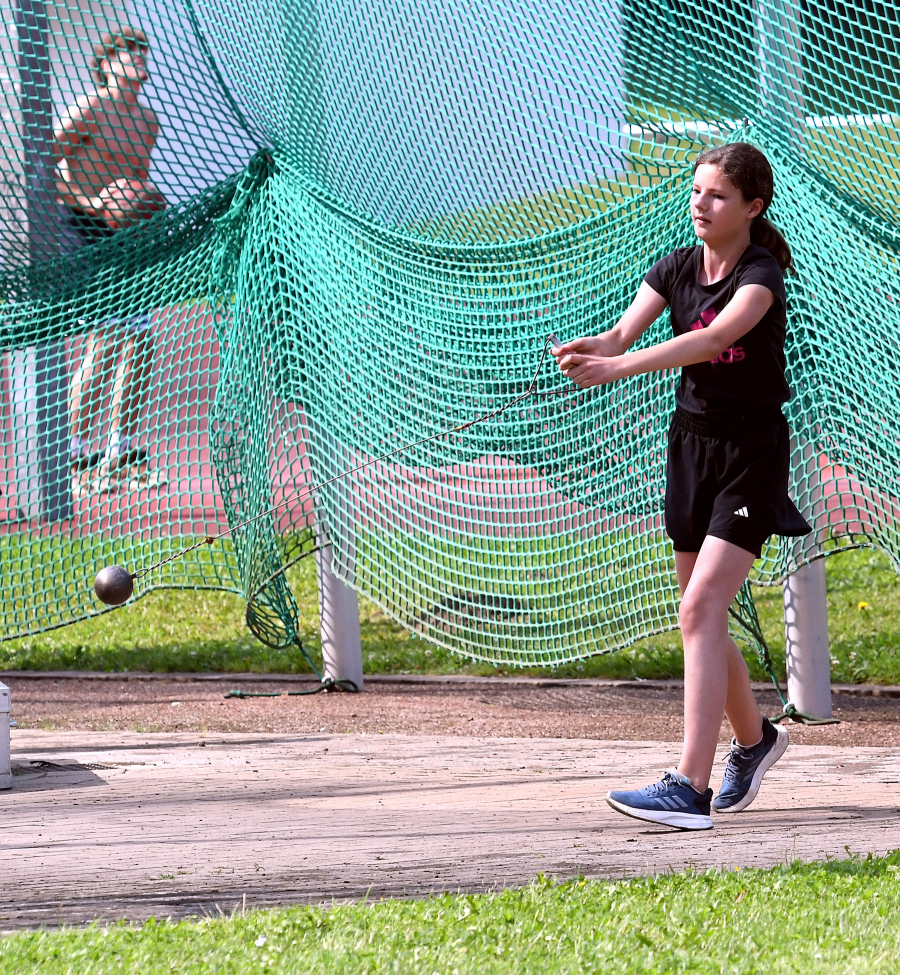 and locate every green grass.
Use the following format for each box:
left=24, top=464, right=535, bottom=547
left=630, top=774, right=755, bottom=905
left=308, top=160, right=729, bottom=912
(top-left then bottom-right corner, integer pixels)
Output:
left=3, top=854, right=900, bottom=973
left=353, top=521, right=687, bottom=668
left=0, top=531, right=239, bottom=636
left=751, top=548, right=900, bottom=686
left=1, top=546, right=898, bottom=685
